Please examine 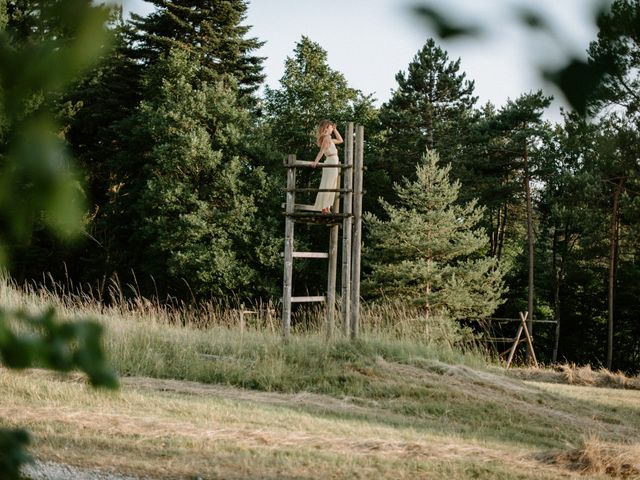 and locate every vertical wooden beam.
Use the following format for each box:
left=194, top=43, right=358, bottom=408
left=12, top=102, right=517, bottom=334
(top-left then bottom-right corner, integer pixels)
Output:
left=239, top=303, right=245, bottom=335
left=327, top=225, right=339, bottom=338
left=350, top=125, right=364, bottom=339
left=282, top=154, right=296, bottom=339
left=341, top=122, right=354, bottom=336
left=326, top=163, right=341, bottom=338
